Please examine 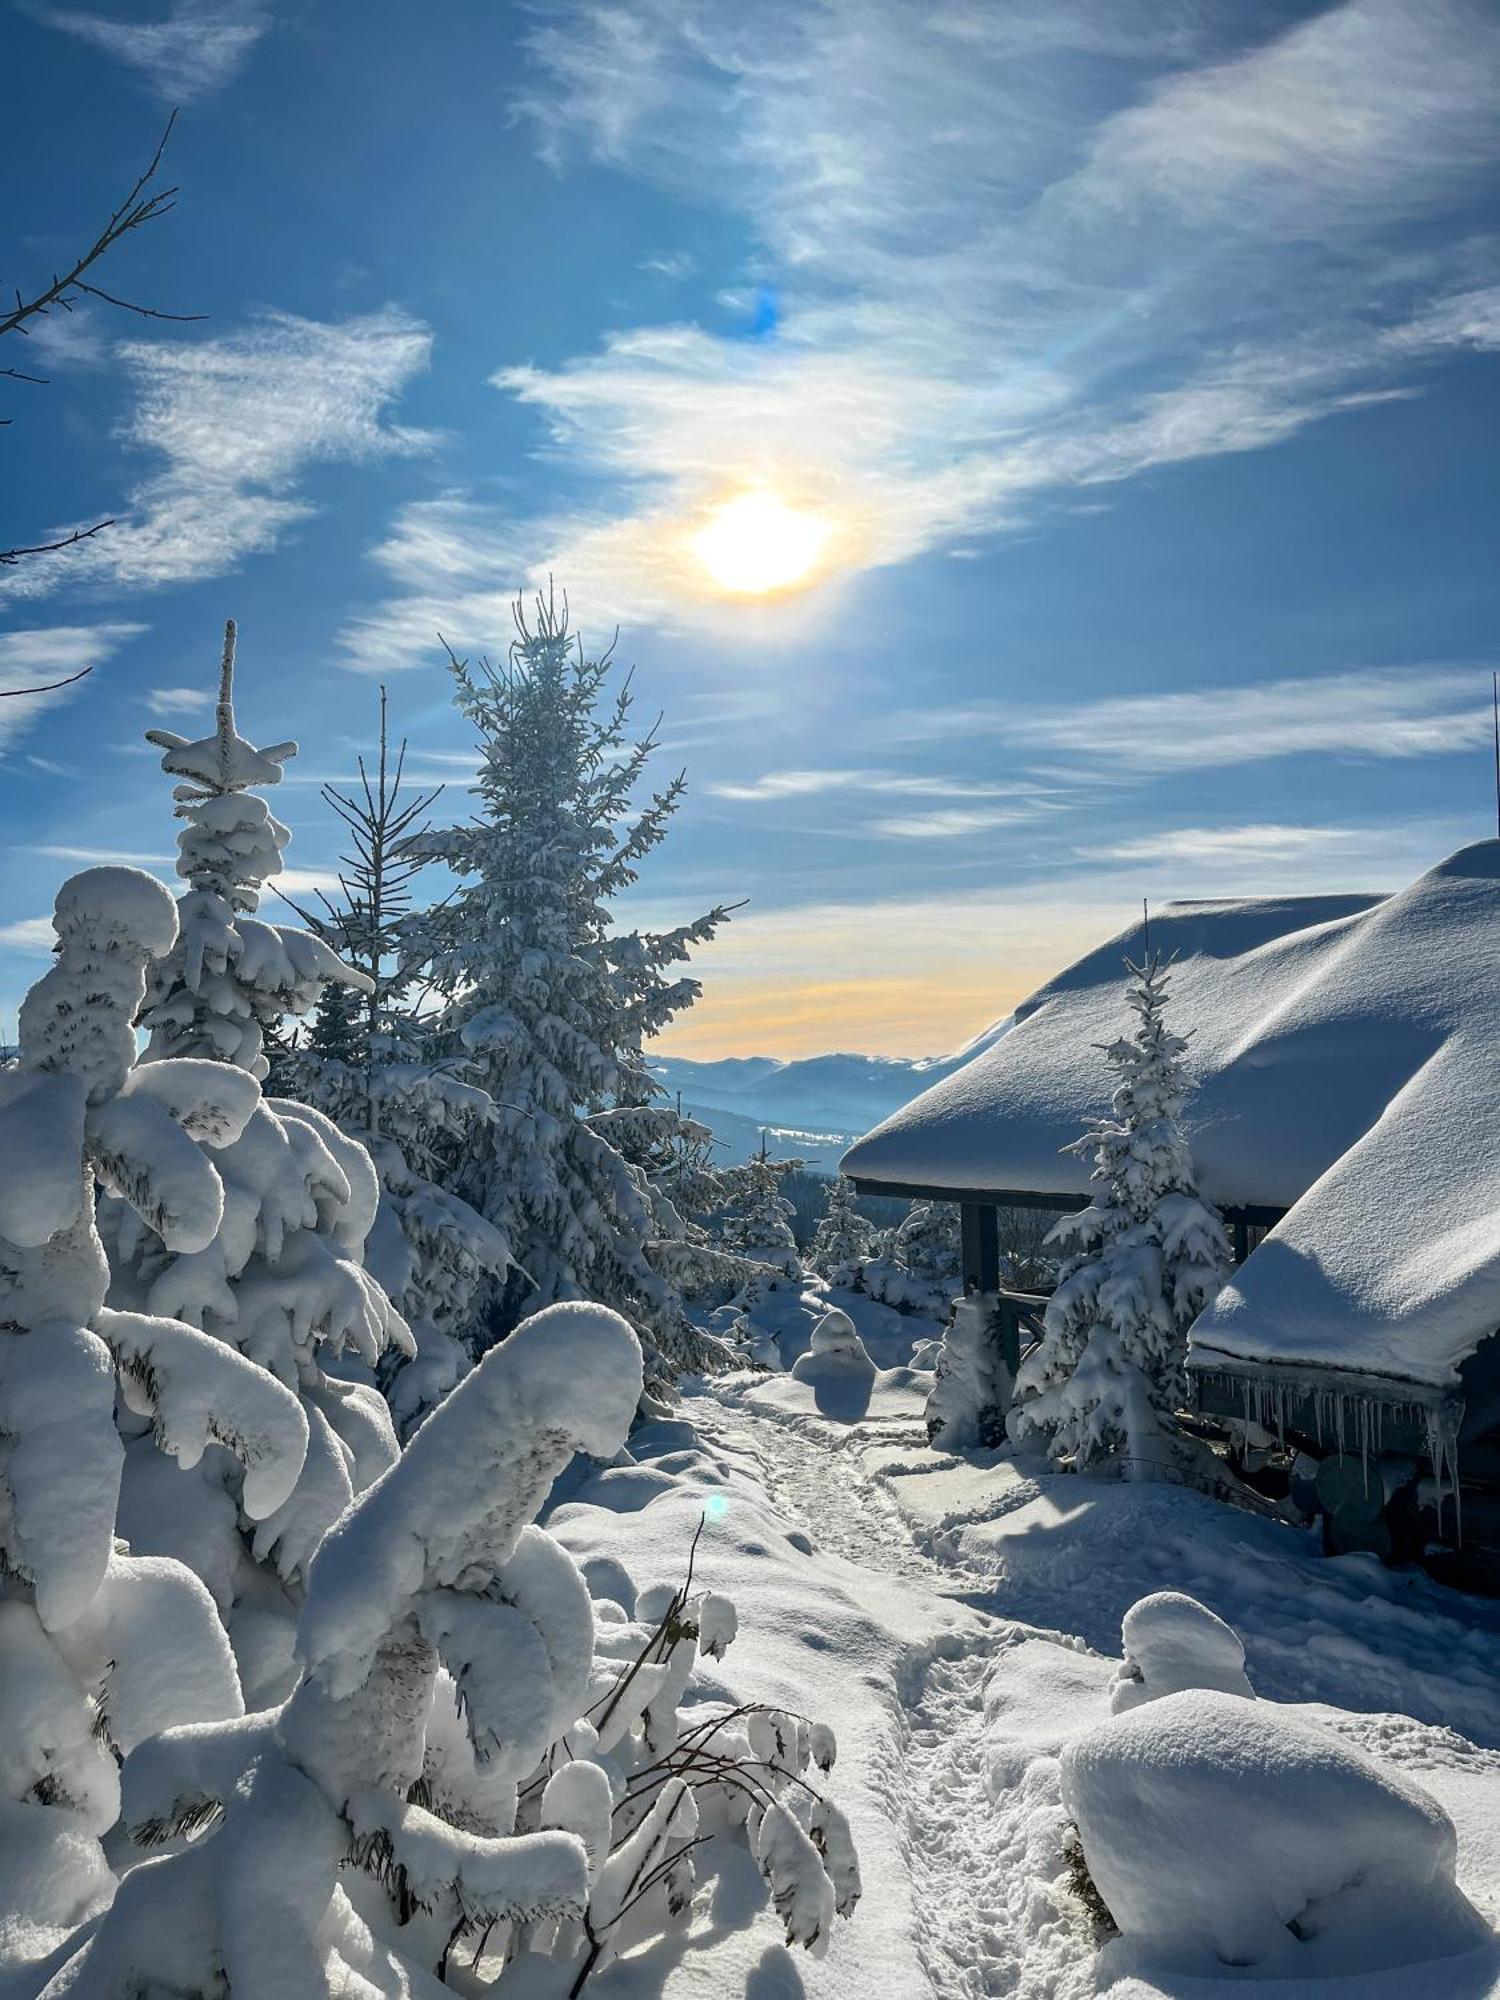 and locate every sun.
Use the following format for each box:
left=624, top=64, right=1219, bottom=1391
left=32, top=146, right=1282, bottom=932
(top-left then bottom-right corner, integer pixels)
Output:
left=693, top=490, right=831, bottom=596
